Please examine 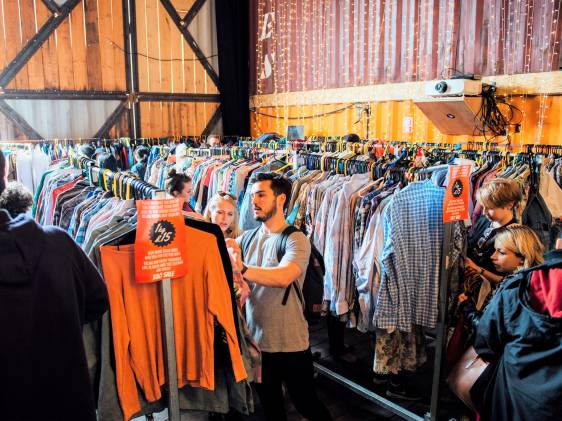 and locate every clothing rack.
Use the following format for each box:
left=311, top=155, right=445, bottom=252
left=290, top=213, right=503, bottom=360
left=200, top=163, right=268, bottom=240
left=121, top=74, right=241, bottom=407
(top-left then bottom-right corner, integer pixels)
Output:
left=237, top=139, right=286, bottom=150
left=299, top=151, right=452, bottom=421
left=72, top=156, right=182, bottom=421
left=0, top=138, right=99, bottom=145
